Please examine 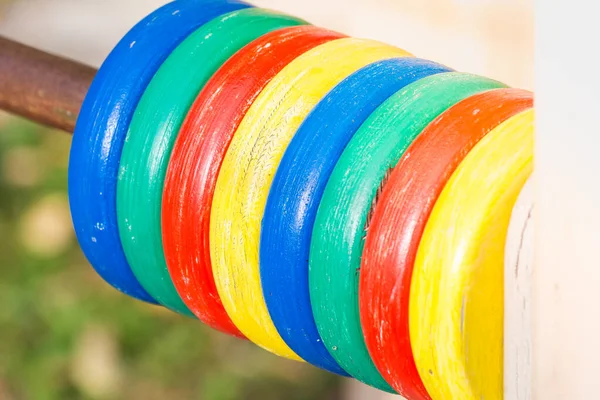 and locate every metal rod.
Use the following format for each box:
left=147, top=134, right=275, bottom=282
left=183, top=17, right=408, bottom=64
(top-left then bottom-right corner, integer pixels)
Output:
left=0, top=36, right=97, bottom=133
